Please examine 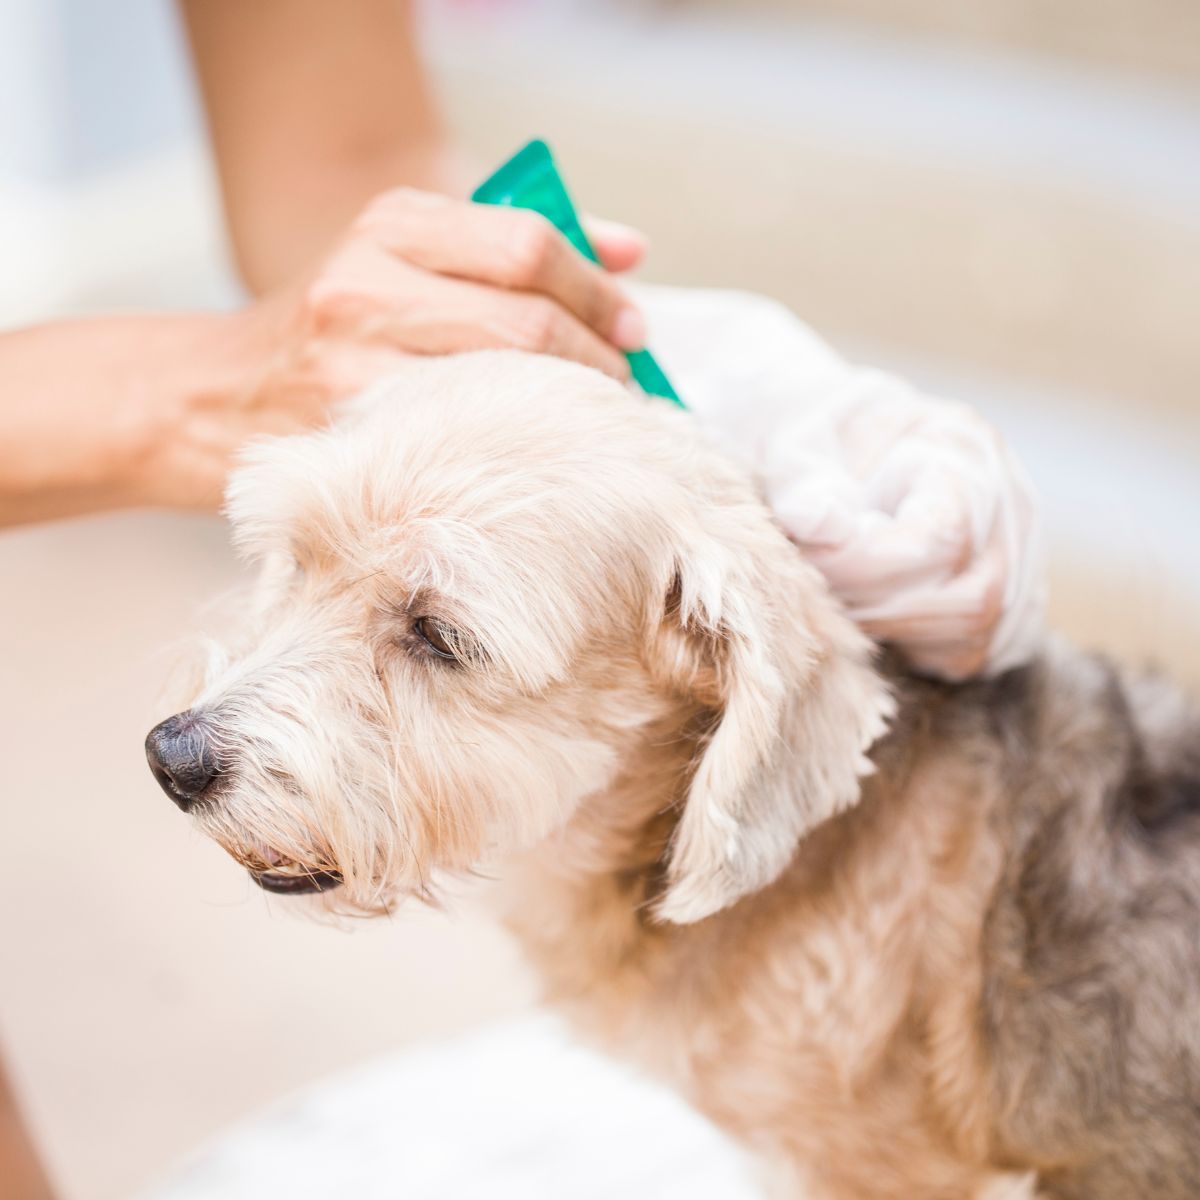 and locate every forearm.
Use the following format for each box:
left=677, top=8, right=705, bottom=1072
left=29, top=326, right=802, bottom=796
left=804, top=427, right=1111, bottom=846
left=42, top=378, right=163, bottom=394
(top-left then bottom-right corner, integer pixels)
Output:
left=0, top=309, right=265, bottom=527
left=0, top=1057, right=56, bottom=1200
left=1, top=184, right=650, bottom=529
left=181, top=0, right=459, bottom=296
